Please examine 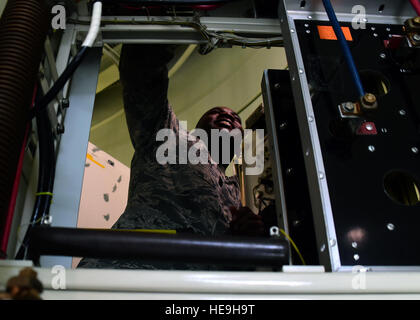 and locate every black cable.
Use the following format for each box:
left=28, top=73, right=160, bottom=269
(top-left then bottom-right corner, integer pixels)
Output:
left=16, top=92, right=56, bottom=260
left=29, top=46, right=89, bottom=119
